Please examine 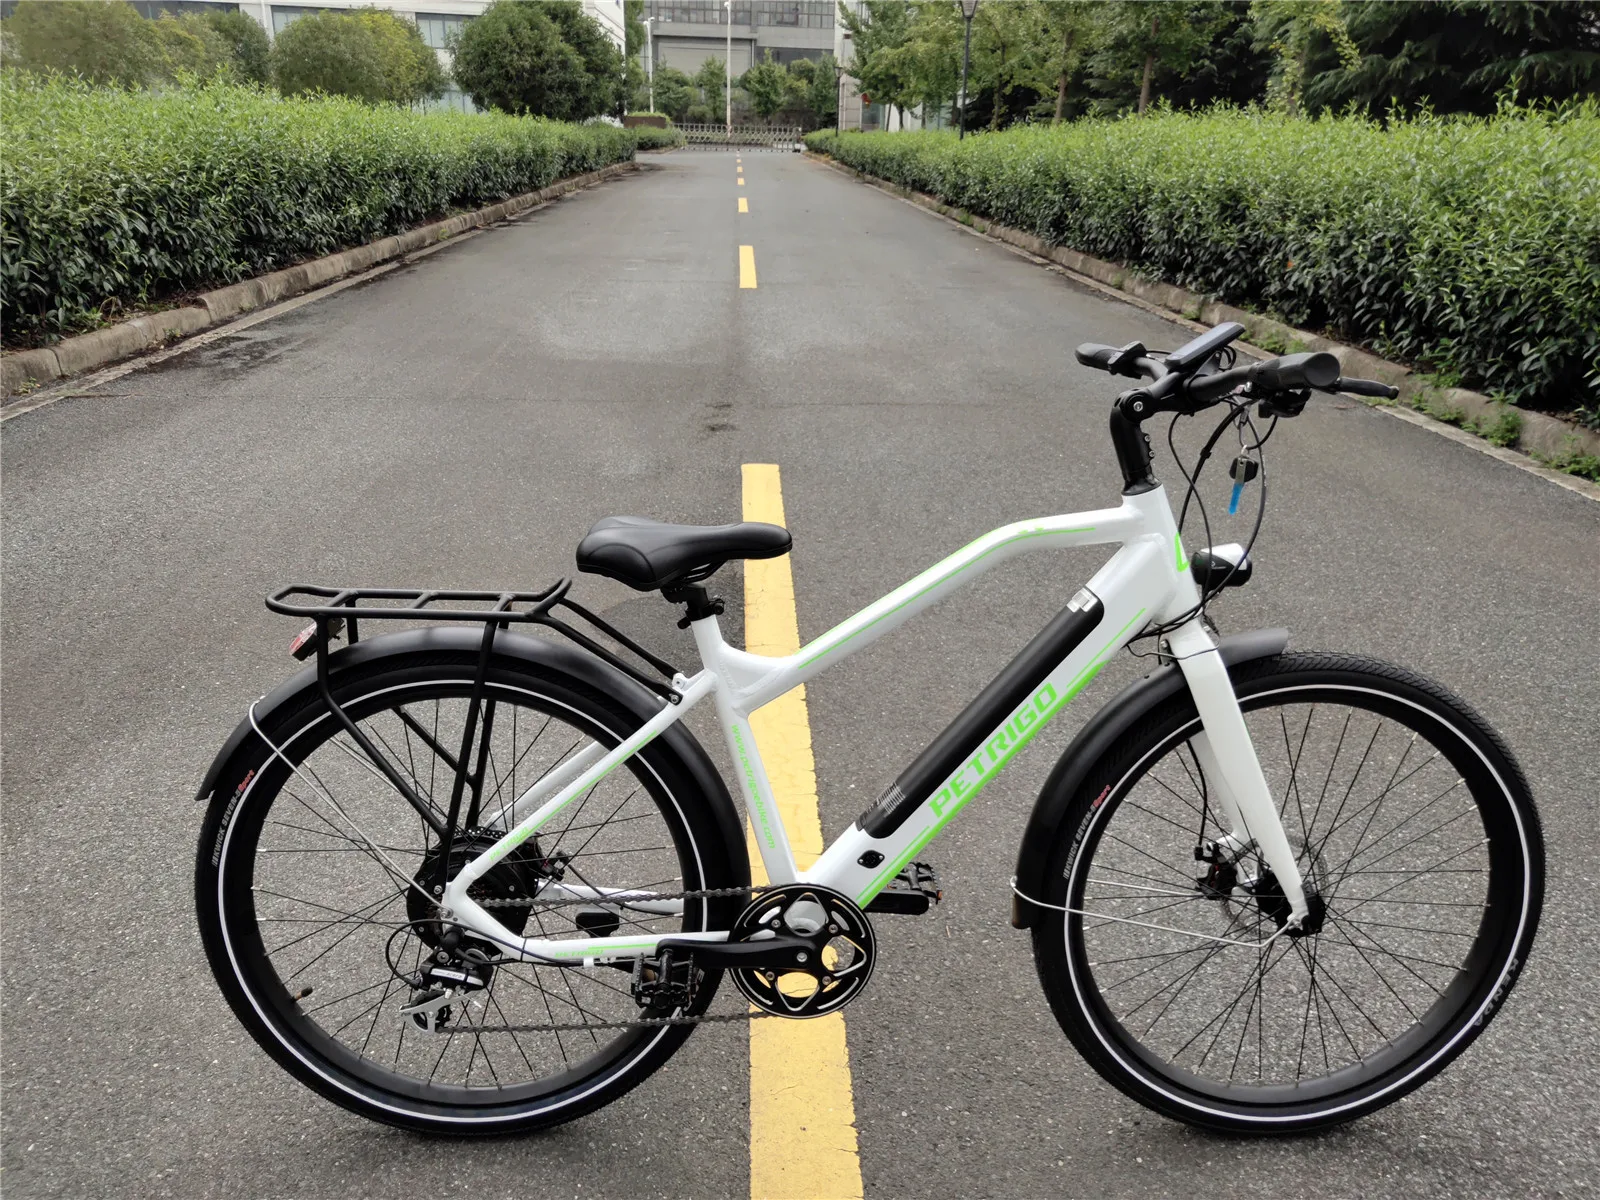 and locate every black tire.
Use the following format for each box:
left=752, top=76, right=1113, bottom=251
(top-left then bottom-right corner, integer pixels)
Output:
left=196, top=640, right=748, bottom=1135
left=1030, top=652, right=1543, bottom=1134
